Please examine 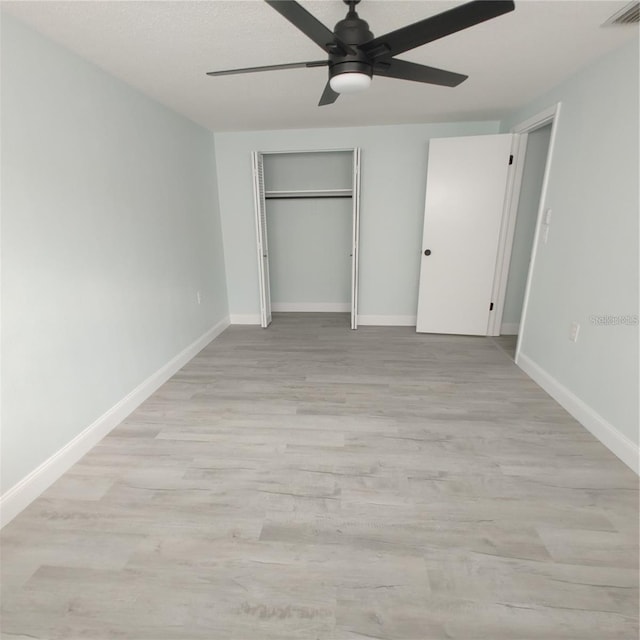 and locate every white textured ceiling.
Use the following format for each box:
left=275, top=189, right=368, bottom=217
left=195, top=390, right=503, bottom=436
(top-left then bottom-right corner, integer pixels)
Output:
left=2, top=0, right=638, bottom=131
